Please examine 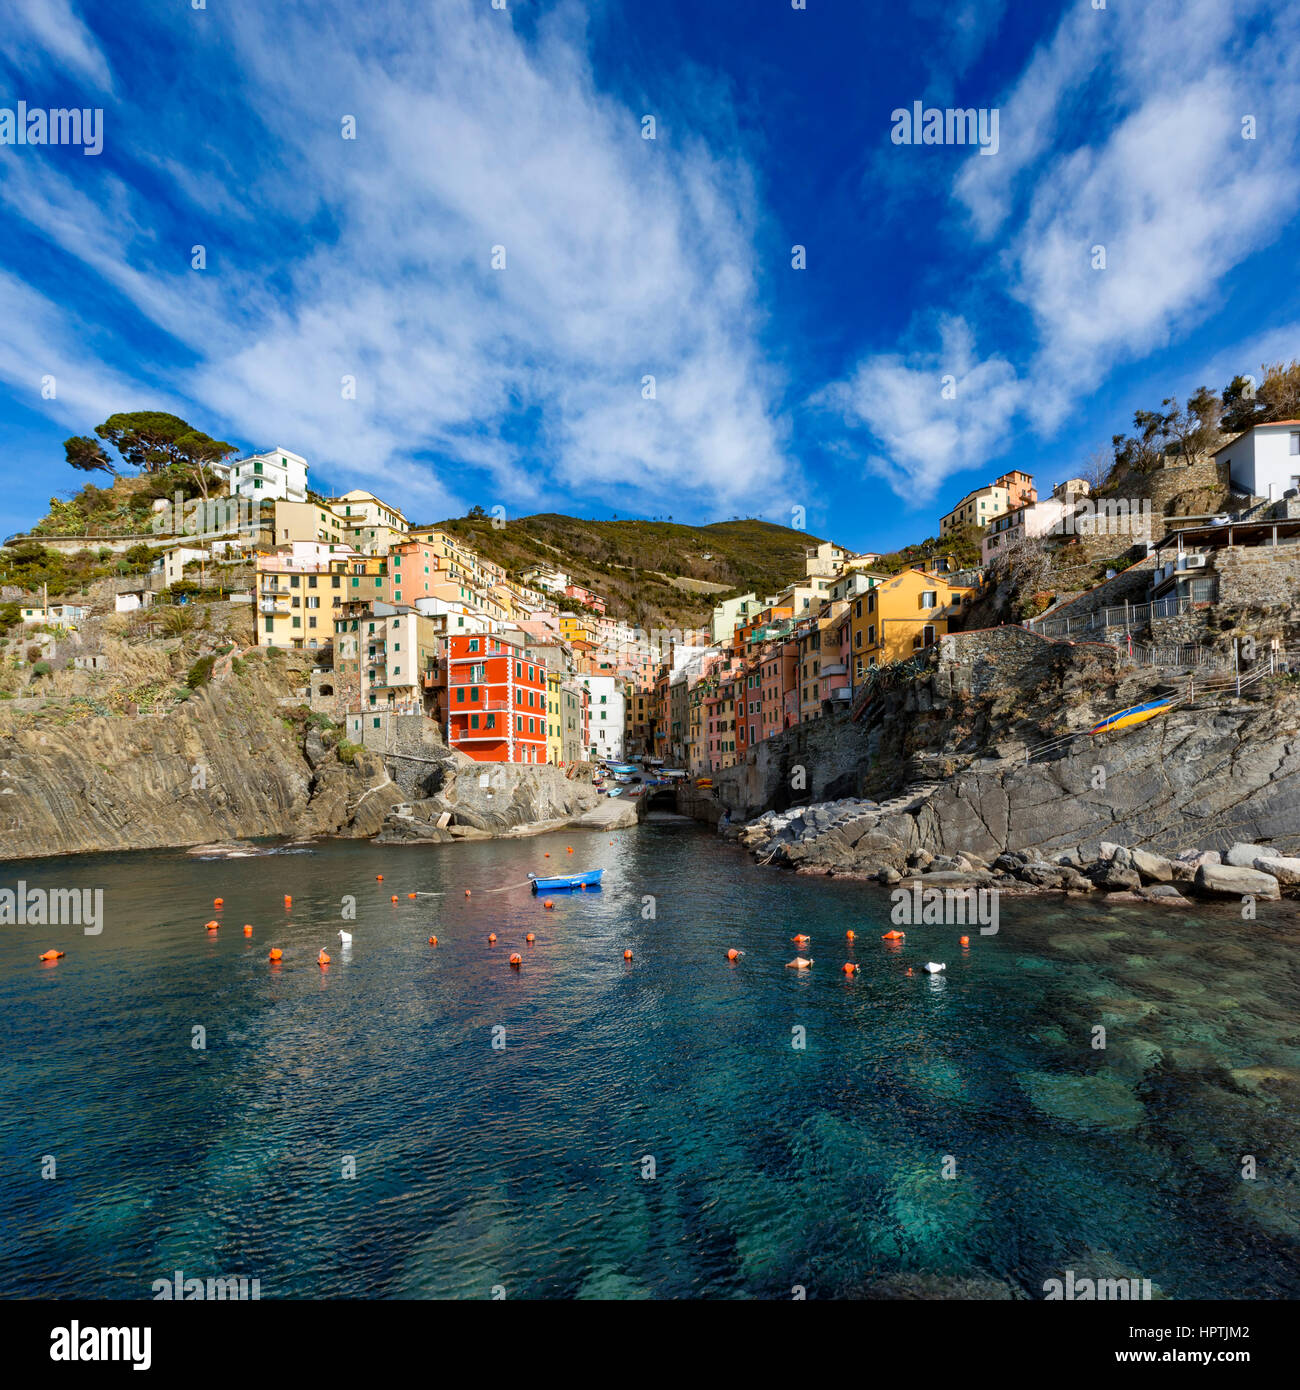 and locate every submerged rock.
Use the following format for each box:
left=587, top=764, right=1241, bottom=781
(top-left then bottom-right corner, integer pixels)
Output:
left=1019, top=1072, right=1146, bottom=1130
